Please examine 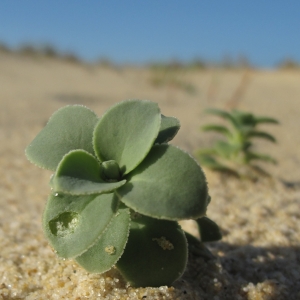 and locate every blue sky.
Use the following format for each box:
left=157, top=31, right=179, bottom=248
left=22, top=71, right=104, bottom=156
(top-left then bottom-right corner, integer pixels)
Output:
left=0, top=1, right=299, bottom=67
